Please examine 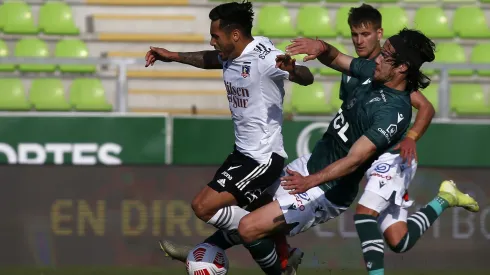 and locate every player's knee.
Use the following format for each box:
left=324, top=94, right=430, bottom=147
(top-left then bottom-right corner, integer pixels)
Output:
left=238, top=216, right=258, bottom=244
left=191, top=196, right=213, bottom=222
